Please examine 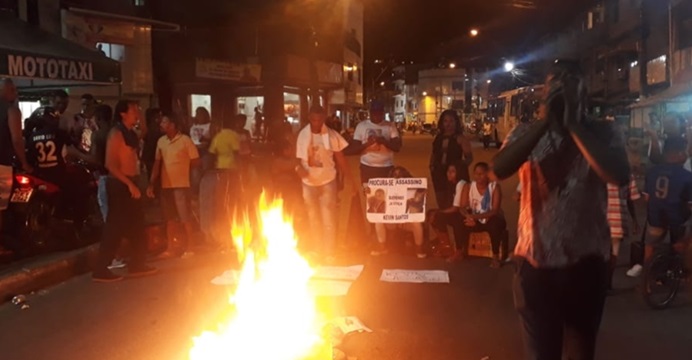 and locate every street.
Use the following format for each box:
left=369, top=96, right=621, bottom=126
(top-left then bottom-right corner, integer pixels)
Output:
left=0, top=134, right=691, bottom=360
